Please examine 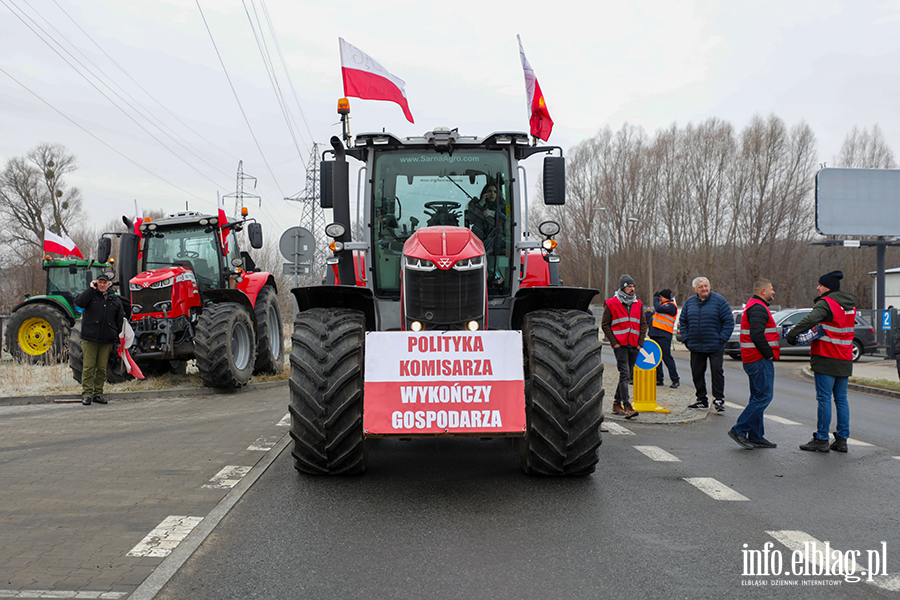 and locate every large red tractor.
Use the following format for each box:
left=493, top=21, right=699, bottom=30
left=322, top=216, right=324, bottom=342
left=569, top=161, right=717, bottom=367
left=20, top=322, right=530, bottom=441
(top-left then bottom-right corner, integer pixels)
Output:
left=70, top=209, right=284, bottom=388
left=290, top=113, right=603, bottom=476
